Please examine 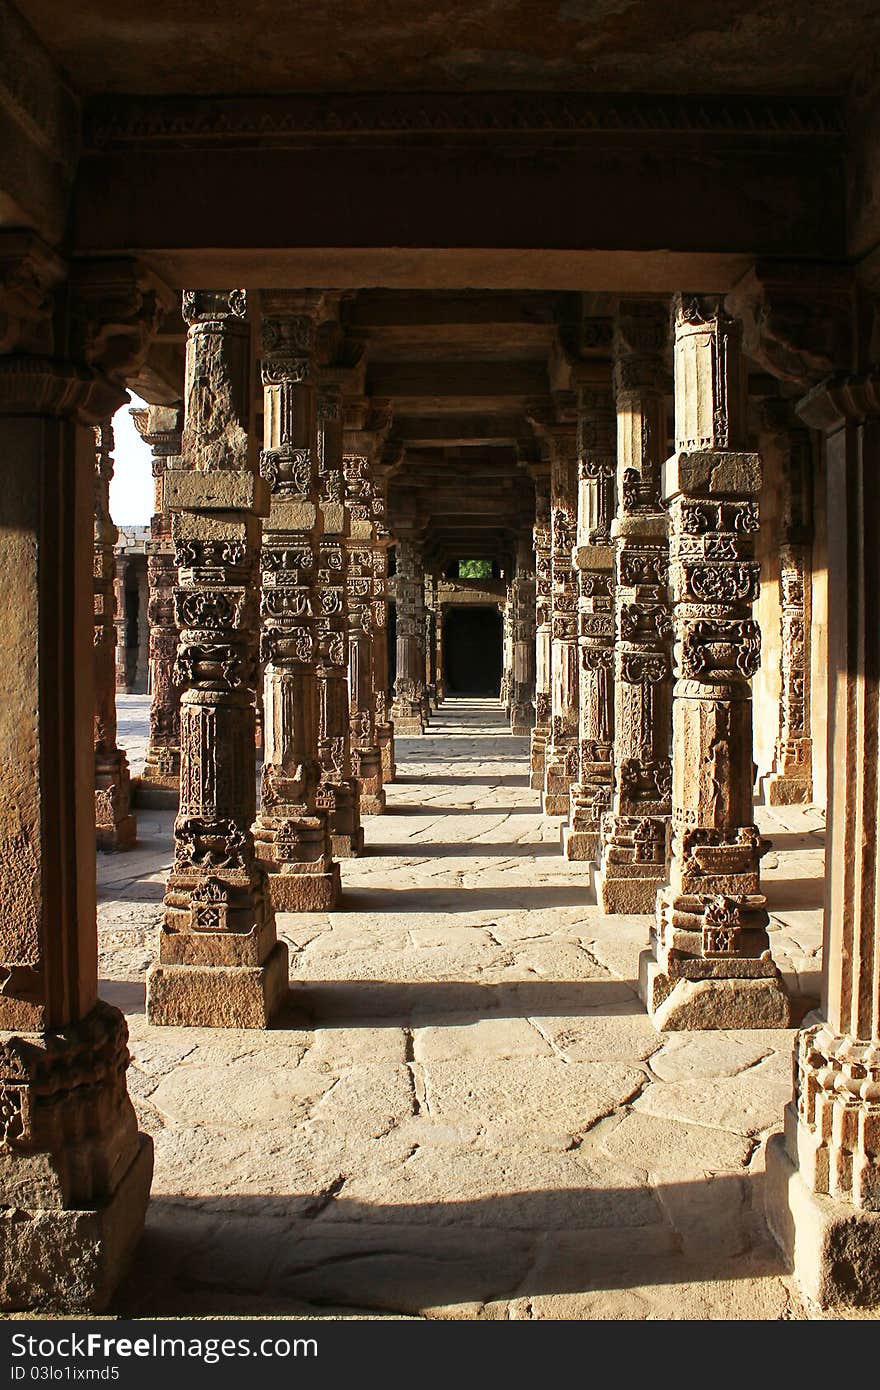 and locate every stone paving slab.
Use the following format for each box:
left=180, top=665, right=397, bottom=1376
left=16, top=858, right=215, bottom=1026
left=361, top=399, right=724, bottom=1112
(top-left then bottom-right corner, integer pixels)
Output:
left=100, top=696, right=840, bottom=1319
